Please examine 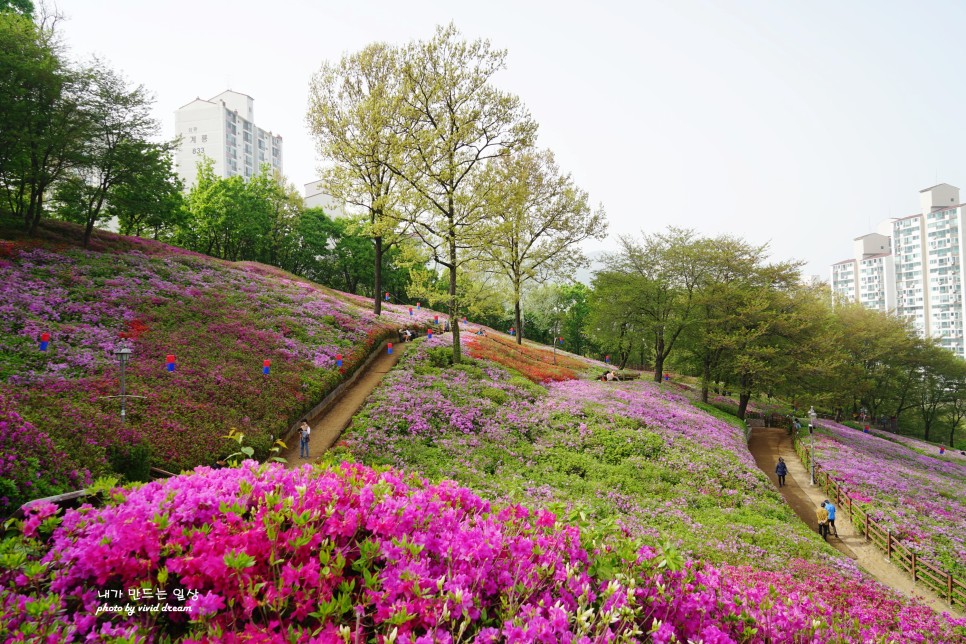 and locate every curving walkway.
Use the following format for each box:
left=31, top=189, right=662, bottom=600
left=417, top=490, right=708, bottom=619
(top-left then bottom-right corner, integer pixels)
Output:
left=282, top=343, right=408, bottom=466
left=748, top=426, right=962, bottom=618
